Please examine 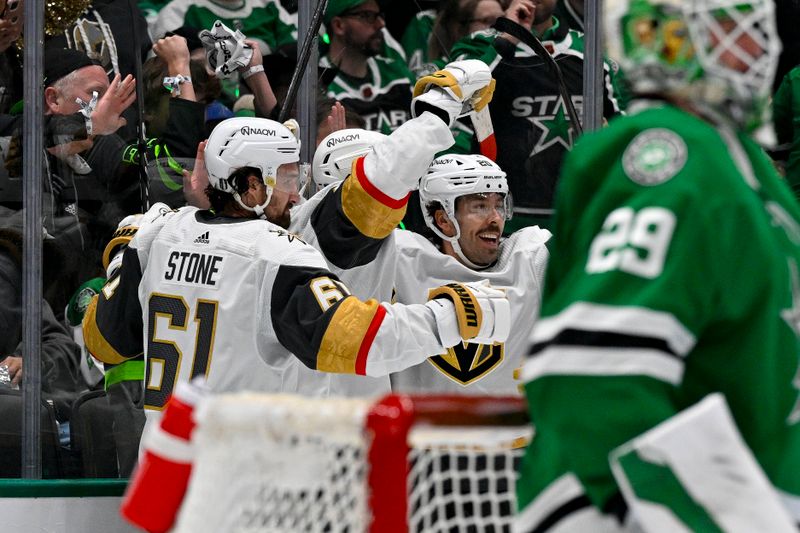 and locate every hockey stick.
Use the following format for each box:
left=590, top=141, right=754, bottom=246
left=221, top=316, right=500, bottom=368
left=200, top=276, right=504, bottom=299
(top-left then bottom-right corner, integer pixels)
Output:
left=470, top=106, right=496, bottom=161
left=278, top=0, right=328, bottom=123
left=493, top=16, right=583, bottom=136
left=127, top=0, right=150, bottom=210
